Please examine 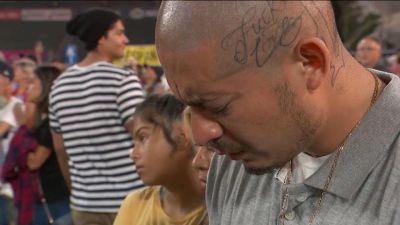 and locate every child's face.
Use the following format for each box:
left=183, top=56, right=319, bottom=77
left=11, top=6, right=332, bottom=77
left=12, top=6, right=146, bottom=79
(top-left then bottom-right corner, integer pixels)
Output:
left=131, top=117, right=181, bottom=185
left=193, top=146, right=214, bottom=191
